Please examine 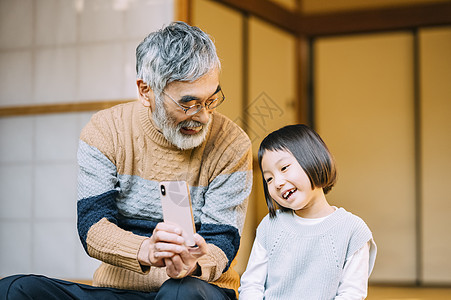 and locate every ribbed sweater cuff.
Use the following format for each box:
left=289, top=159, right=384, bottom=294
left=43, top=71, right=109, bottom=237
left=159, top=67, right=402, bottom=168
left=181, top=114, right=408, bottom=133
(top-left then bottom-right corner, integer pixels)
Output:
left=86, top=218, right=148, bottom=274
left=196, top=244, right=228, bottom=282
left=115, top=232, right=149, bottom=273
